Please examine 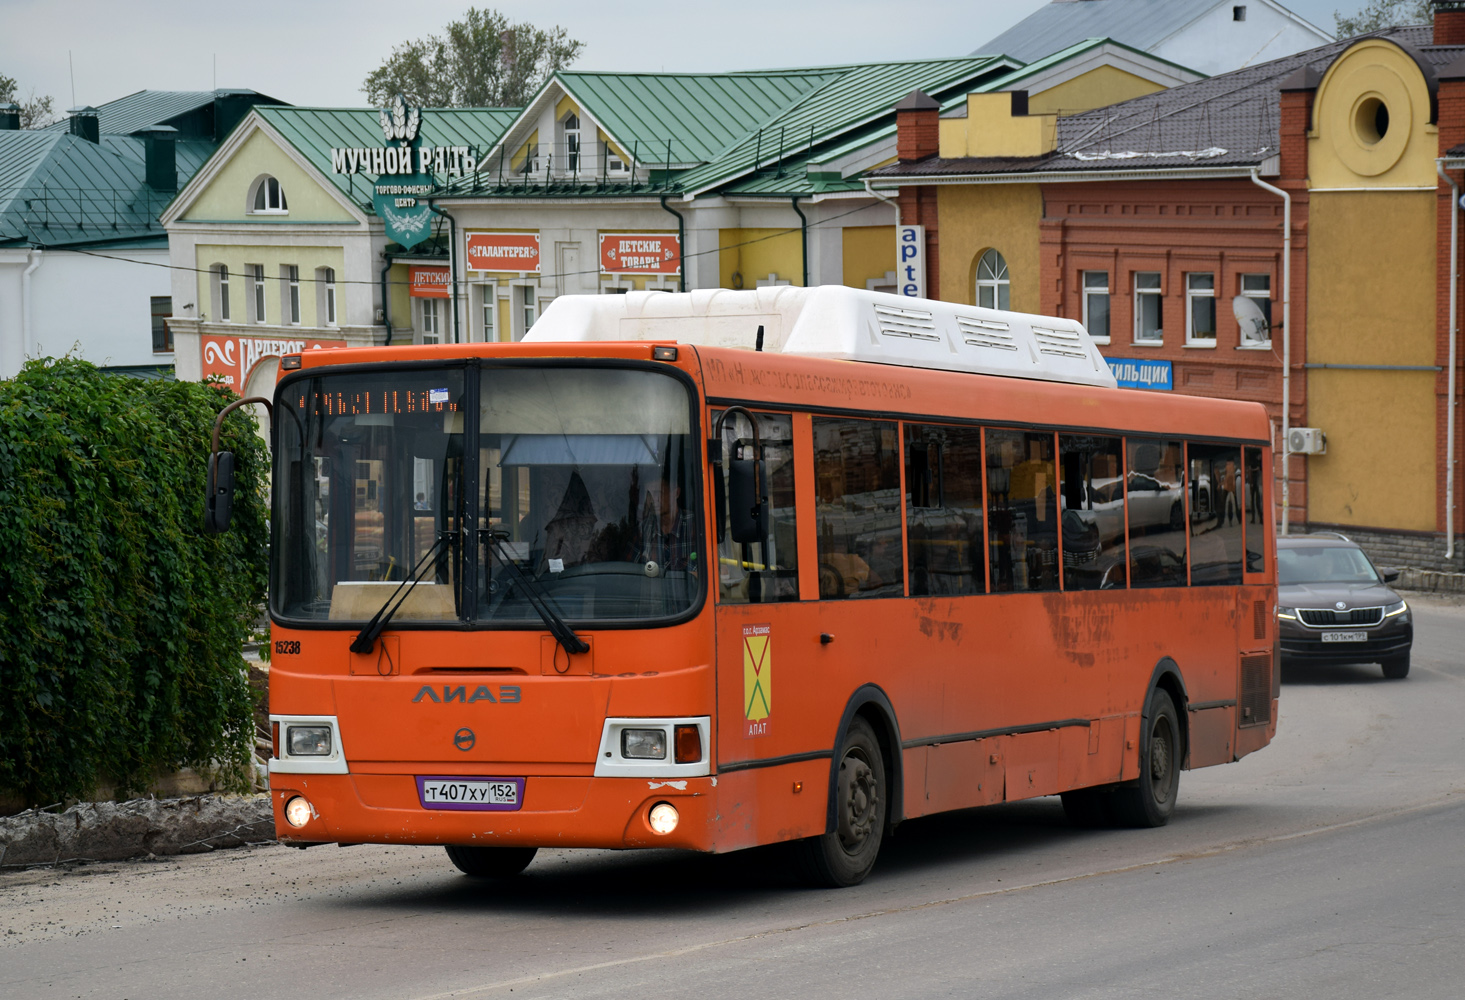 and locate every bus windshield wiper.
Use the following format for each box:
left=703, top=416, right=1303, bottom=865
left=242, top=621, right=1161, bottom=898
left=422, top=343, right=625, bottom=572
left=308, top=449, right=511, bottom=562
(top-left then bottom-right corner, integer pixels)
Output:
left=350, top=533, right=453, bottom=654
left=483, top=529, right=589, bottom=656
